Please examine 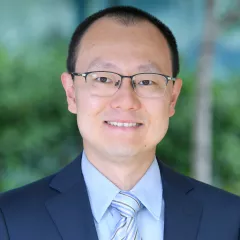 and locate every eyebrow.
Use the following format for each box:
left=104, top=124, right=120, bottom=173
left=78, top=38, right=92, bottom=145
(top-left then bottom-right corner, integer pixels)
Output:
left=87, top=57, right=162, bottom=74
left=137, top=63, right=162, bottom=73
